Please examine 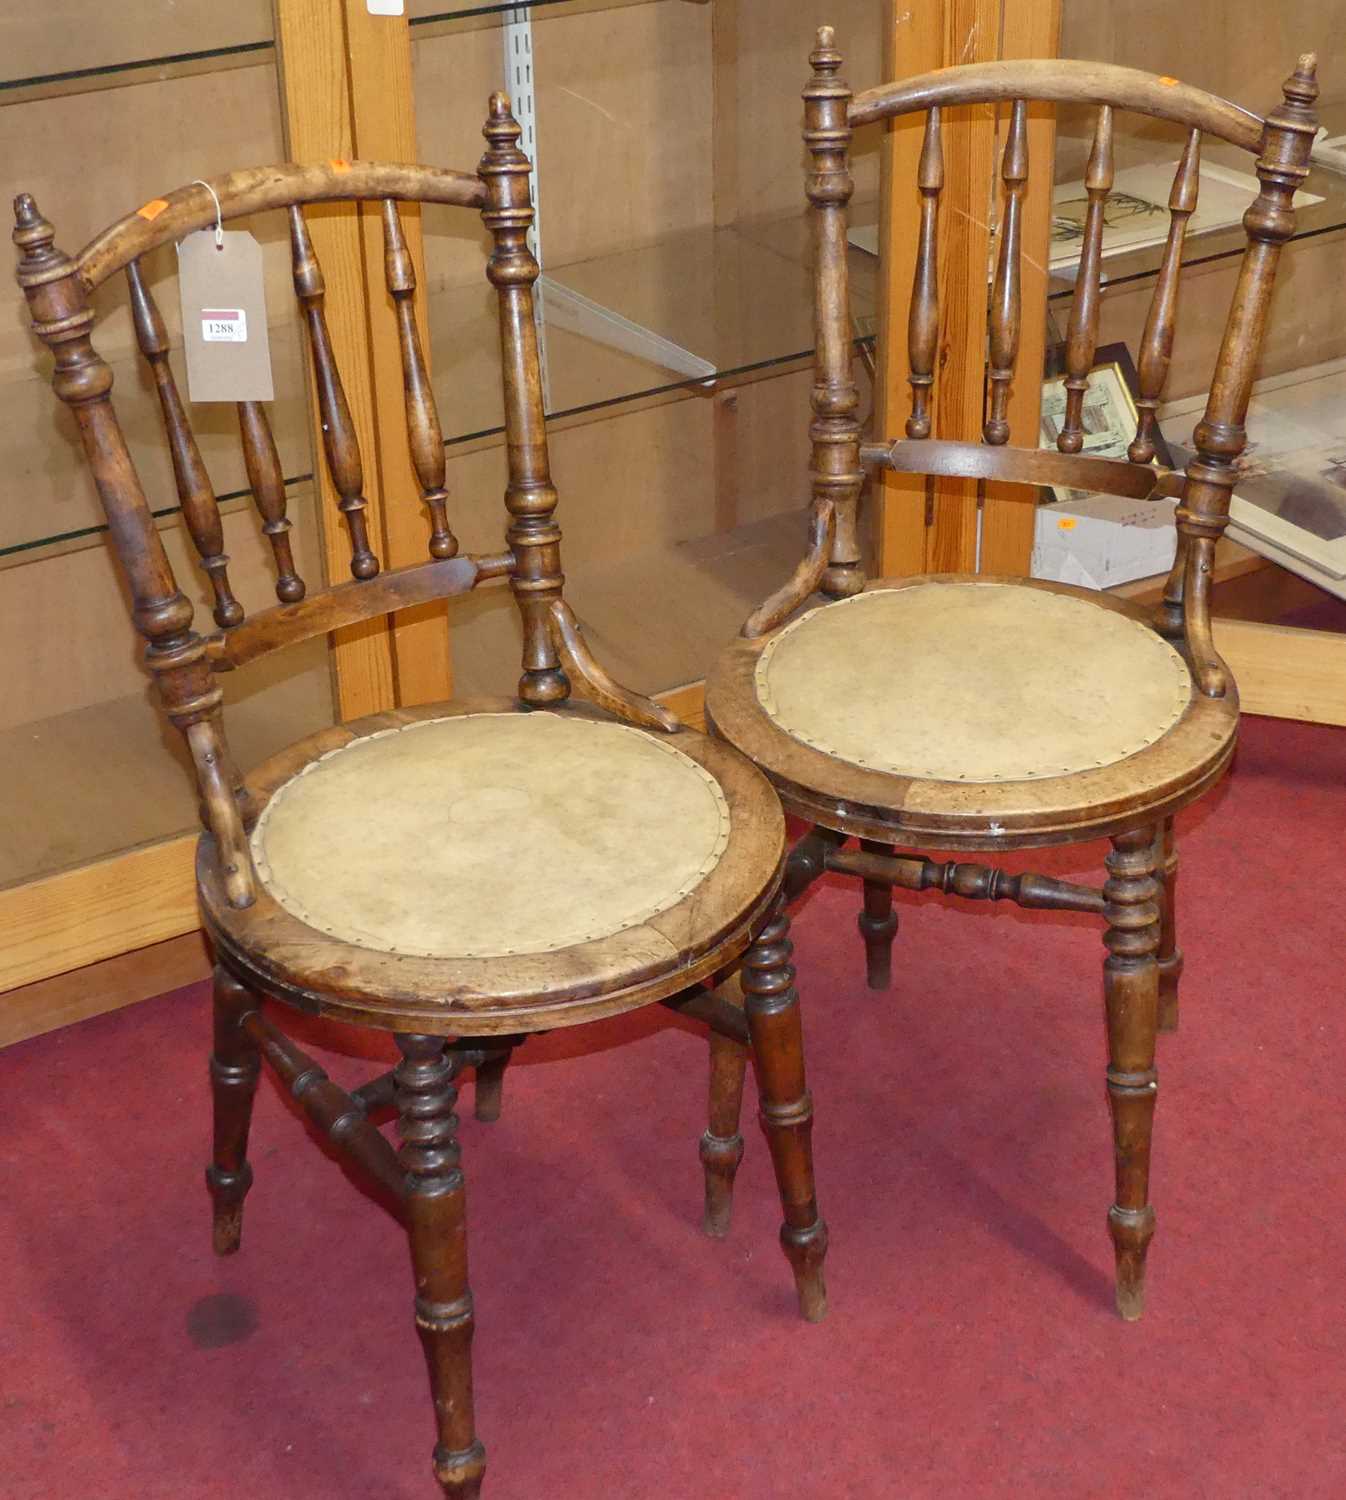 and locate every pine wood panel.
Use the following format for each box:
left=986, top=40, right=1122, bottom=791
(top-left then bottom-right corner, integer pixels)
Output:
left=980, top=0, right=1063, bottom=575
left=1213, top=619, right=1346, bottom=726
left=342, top=0, right=453, bottom=707
left=0, top=837, right=199, bottom=995
left=874, top=0, right=996, bottom=576
left=874, top=4, right=939, bottom=576
left=922, top=0, right=999, bottom=575
left=273, top=0, right=397, bottom=721
left=875, top=0, right=1062, bottom=579
left=0, top=932, right=212, bottom=1050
